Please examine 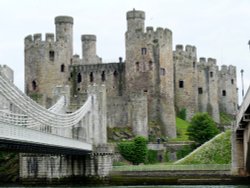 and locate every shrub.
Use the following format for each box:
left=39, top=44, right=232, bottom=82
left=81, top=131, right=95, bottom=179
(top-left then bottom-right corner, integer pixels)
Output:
left=176, top=144, right=196, bottom=159
left=187, top=113, right=219, bottom=145
left=177, top=108, right=187, bottom=120
left=117, top=136, right=148, bottom=165
left=146, top=150, right=158, bottom=164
